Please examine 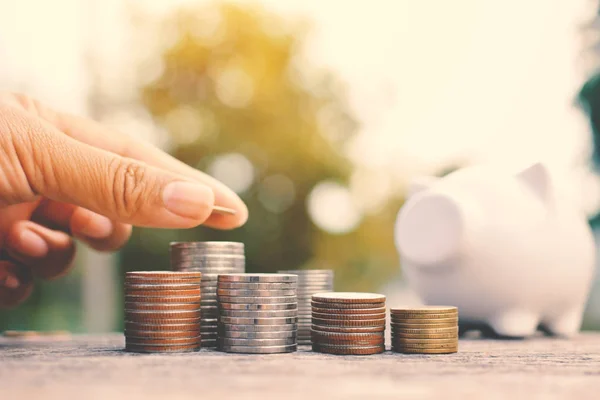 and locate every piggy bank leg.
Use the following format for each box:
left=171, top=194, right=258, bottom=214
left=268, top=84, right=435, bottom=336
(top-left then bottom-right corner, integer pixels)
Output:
left=541, top=308, right=584, bottom=337
left=488, top=310, right=540, bottom=338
